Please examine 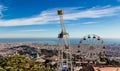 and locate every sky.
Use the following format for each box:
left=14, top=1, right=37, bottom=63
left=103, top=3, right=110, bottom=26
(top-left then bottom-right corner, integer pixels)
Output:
left=0, top=0, right=120, bottom=38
